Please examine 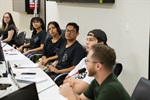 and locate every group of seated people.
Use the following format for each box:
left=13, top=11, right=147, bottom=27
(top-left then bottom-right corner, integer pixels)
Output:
left=0, top=12, right=132, bottom=100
